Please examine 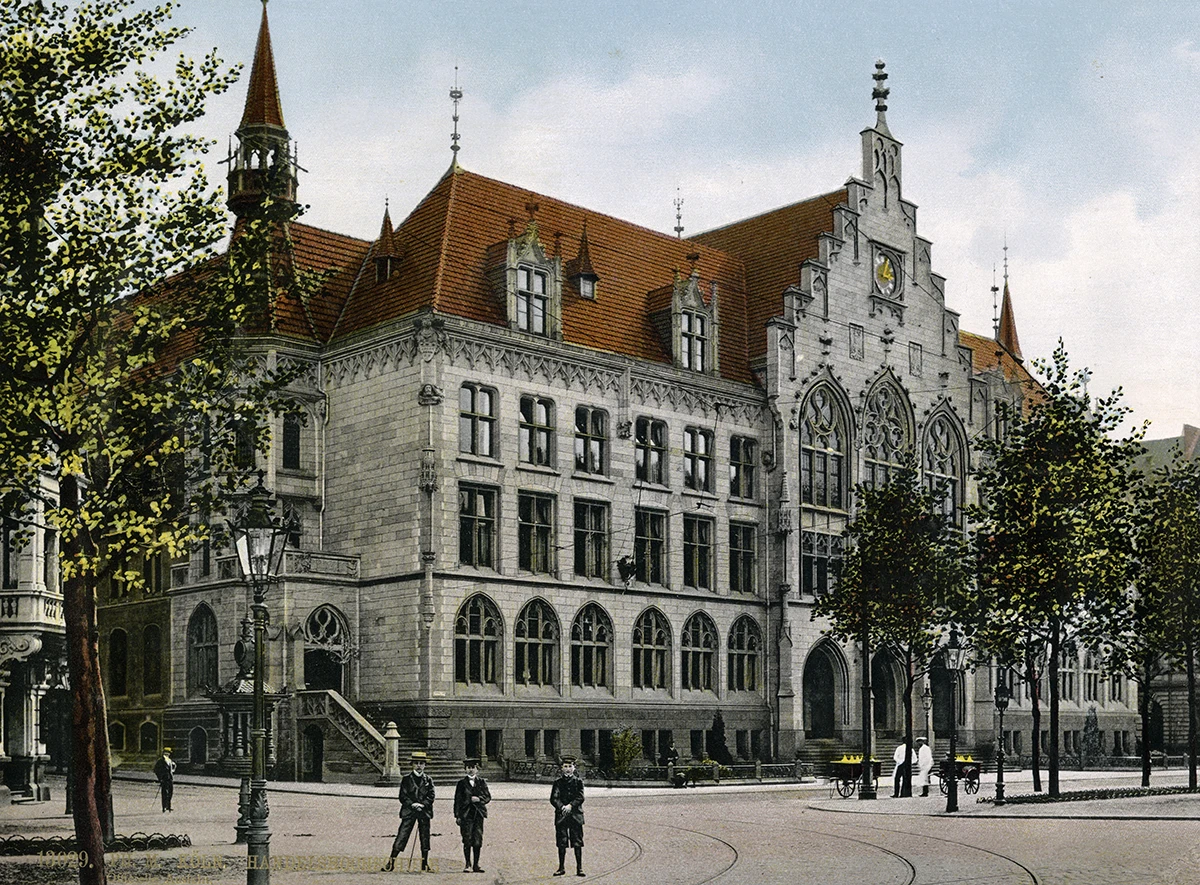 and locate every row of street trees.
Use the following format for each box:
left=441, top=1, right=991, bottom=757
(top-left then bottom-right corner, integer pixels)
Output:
left=817, top=344, right=1200, bottom=800
left=1, top=3, right=313, bottom=883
